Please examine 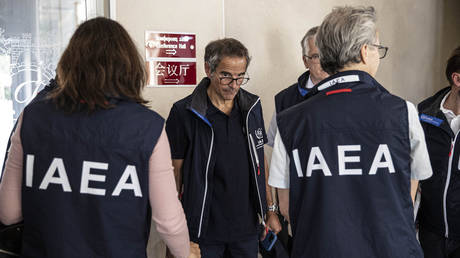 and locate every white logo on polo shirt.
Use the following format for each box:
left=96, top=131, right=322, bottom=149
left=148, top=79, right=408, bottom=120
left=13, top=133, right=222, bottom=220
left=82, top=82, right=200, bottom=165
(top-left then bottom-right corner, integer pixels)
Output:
left=255, top=128, right=263, bottom=139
